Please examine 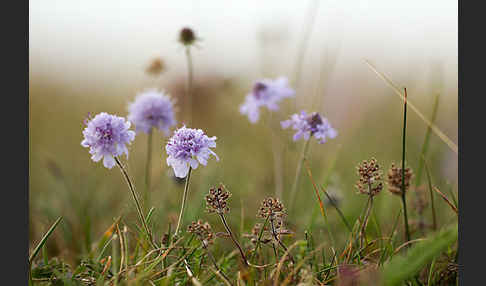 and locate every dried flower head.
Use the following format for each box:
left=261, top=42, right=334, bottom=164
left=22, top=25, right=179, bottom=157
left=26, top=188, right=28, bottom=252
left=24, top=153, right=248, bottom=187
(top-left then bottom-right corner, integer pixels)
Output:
left=179, top=27, right=197, bottom=46
left=145, top=58, right=165, bottom=76
left=258, top=197, right=286, bottom=220
left=187, top=220, right=214, bottom=245
left=281, top=110, right=337, bottom=144
left=165, top=126, right=218, bottom=178
left=128, top=89, right=176, bottom=135
left=81, top=112, right=136, bottom=169
left=387, top=163, right=414, bottom=195
left=244, top=223, right=272, bottom=245
left=239, top=77, right=295, bottom=123
left=356, top=158, right=383, bottom=196
left=205, top=185, right=231, bottom=214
